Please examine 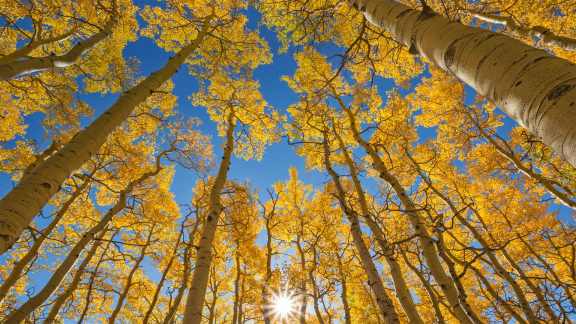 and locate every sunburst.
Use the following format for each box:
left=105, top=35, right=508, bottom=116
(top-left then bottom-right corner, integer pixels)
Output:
left=264, top=288, right=301, bottom=322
